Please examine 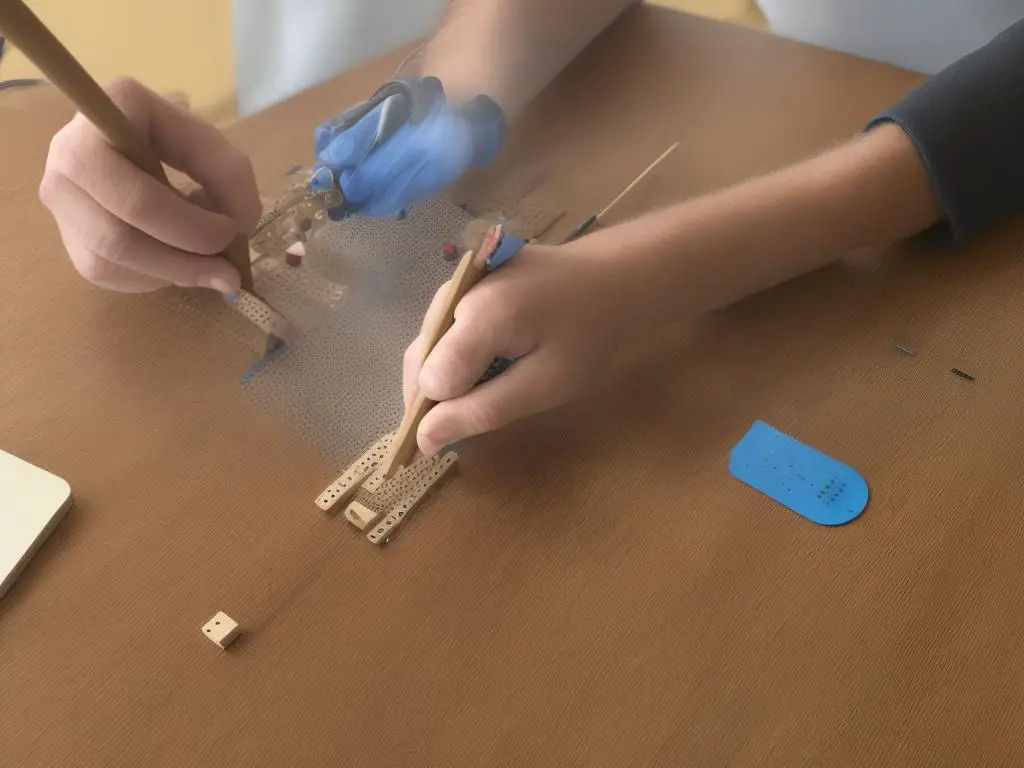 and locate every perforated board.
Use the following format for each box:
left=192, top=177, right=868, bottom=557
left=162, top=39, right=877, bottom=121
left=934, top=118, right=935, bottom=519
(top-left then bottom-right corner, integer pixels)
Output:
left=179, top=196, right=473, bottom=468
